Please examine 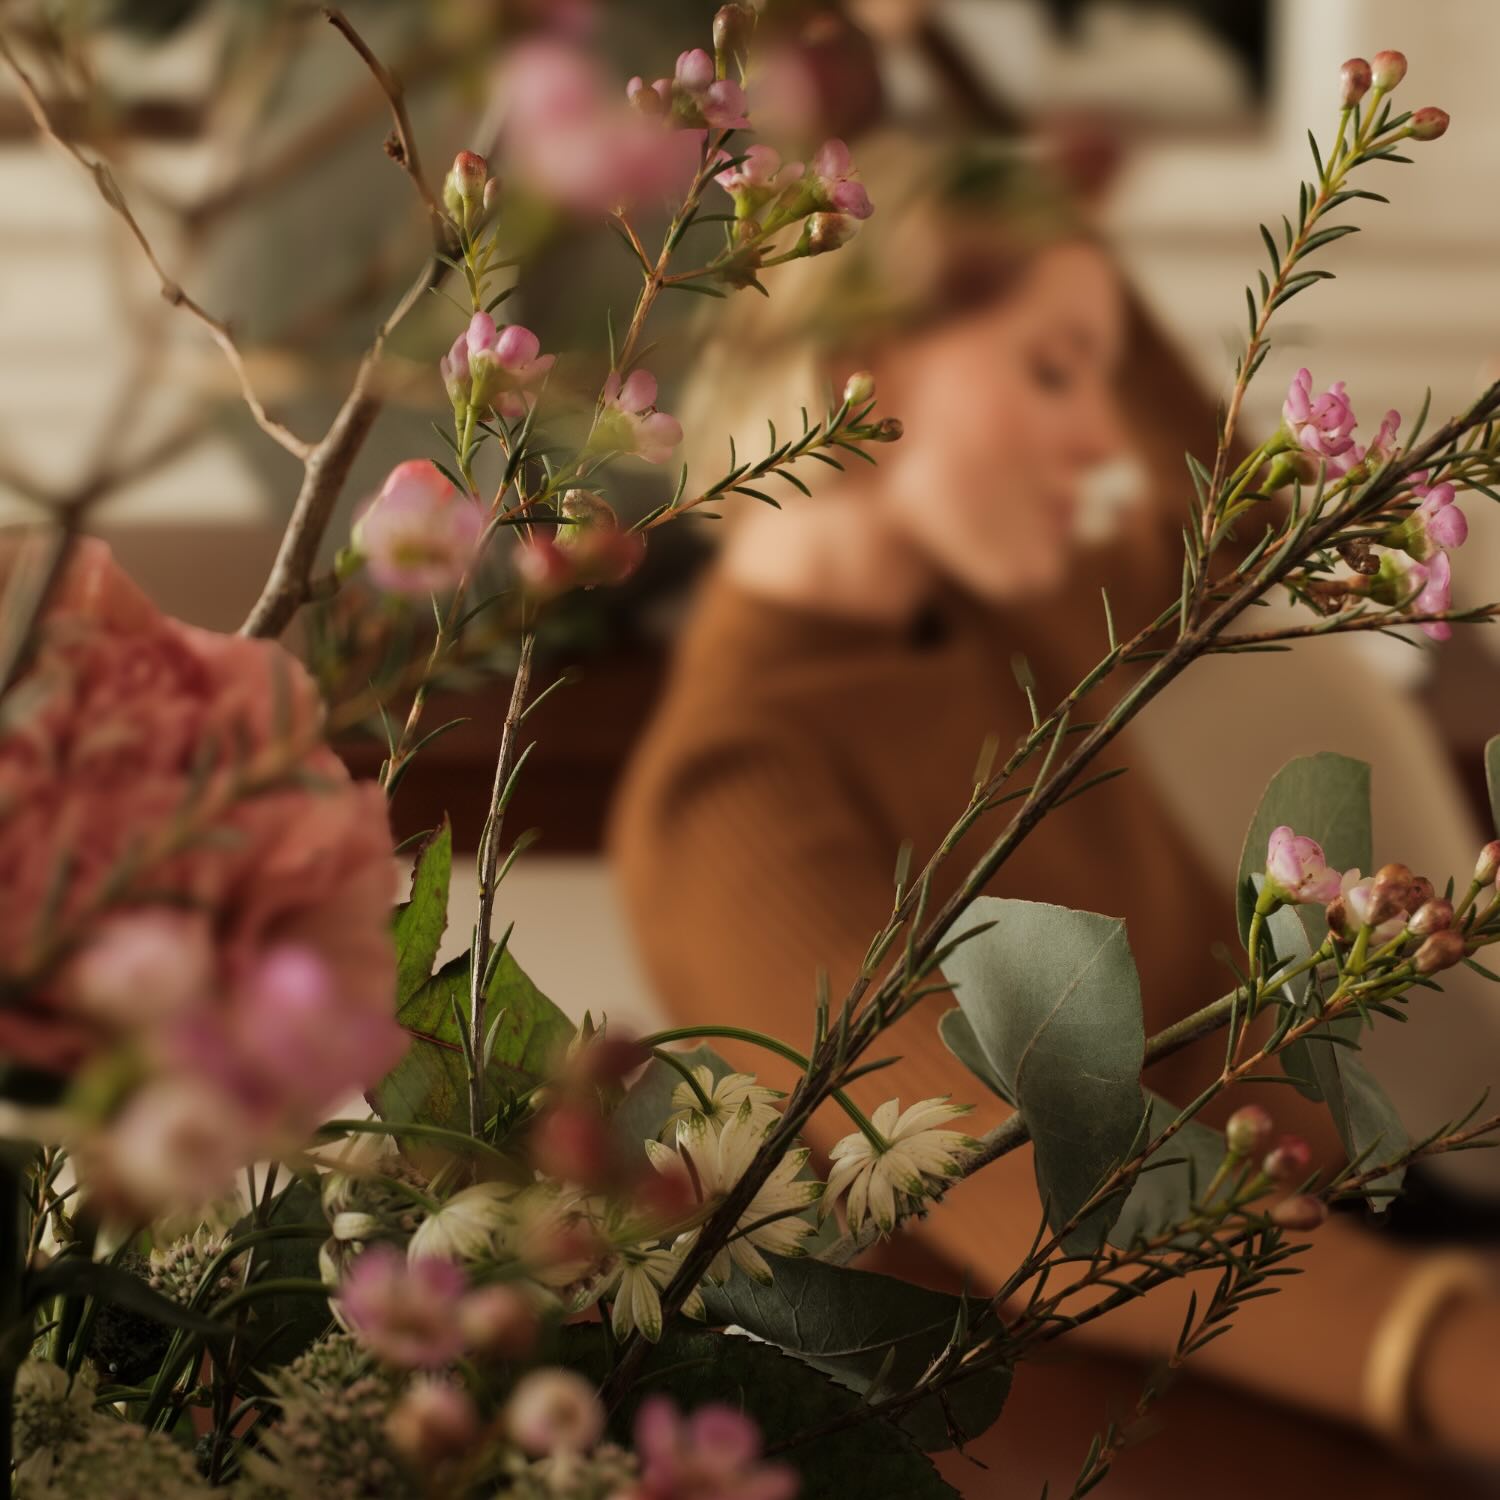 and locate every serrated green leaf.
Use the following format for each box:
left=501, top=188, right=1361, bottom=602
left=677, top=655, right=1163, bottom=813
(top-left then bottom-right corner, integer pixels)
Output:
left=391, top=817, right=452, bottom=1007
left=943, top=899, right=1146, bottom=1252
left=372, top=948, right=573, bottom=1131
left=699, top=1258, right=1009, bottom=1453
